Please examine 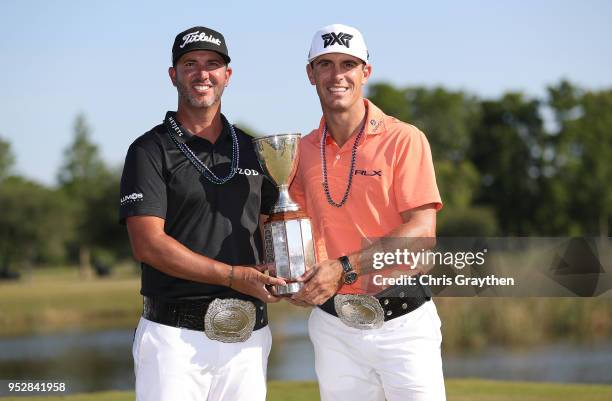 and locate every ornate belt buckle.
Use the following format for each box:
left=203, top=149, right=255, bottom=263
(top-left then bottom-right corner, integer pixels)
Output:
left=204, top=298, right=256, bottom=343
left=334, top=294, right=384, bottom=330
